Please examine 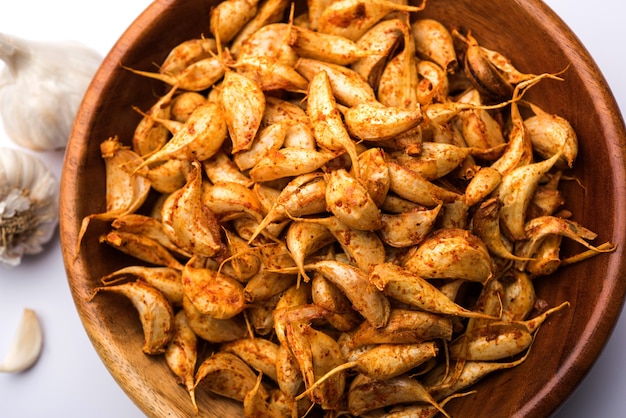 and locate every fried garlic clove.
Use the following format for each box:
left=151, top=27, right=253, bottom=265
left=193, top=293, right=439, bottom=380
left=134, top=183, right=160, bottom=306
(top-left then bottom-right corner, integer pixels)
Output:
left=203, top=151, right=253, bottom=186
left=347, top=374, right=450, bottom=417
left=132, top=85, right=177, bottom=156
left=357, top=148, right=390, bottom=206
left=244, top=268, right=296, bottom=303
left=99, top=231, right=185, bottom=270
left=387, top=161, right=461, bottom=207
left=346, top=309, right=453, bottom=350
left=170, top=91, right=207, bottom=123
left=370, top=263, right=495, bottom=319
left=248, top=147, right=337, bottom=183
left=462, top=34, right=513, bottom=103
left=0, top=308, right=43, bottom=373
left=343, top=102, right=423, bottom=142
left=295, top=58, right=377, bottom=107
left=351, top=18, right=404, bottom=88
left=379, top=203, right=442, bottom=248
left=273, top=289, right=320, bottom=349
left=403, top=228, right=494, bottom=284
left=527, top=180, right=566, bottom=219
left=138, top=158, right=191, bottom=194
left=480, top=45, right=538, bottom=85
left=306, top=259, right=390, bottom=328
left=128, top=54, right=226, bottom=91
left=136, top=101, right=228, bottom=169
left=159, top=38, right=217, bottom=77
left=77, top=137, right=151, bottom=255
left=424, top=354, right=530, bottom=401
left=235, top=55, right=309, bottom=92
left=388, top=142, right=473, bottom=180
left=220, top=71, right=265, bottom=154
left=490, top=75, right=558, bottom=175
left=306, top=0, right=335, bottom=30
left=416, top=59, right=449, bottom=105
left=377, top=17, right=420, bottom=108
left=311, top=272, right=362, bottom=331
left=276, top=344, right=305, bottom=397
left=288, top=25, right=368, bottom=66
left=221, top=228, right=262, bottom=281
left=222, top=337, right=280, bottom=383
left=411, top=18, right=458, bottom=74
left=233, top=120, right=292, bottom=171
left=100, top=138, right=152, bottom=213
left=317, top=0, right=427, bottom=41
left=294, top=323, right=346, bottom=410
left=182, top=256, right=246, bottom=319
left=111, top=213, right=192, bottom=258
left=307, top=69, right=361, bottom=176
left=525, top=234, right=563, bottom=276
left=325, top=168, right=382, bottom=231
left=472, top=197, right=530, bottom=261
left=210, top=0, right=259, bottom=44
left=294, top=214, right=386, bottom=273
left=500, top=270, right=536, bottom=322
left=462, top=166, right=502, bottom=207
left=236, top=22, right=298, bottom=65
left=249, top=173, right=327, bottom=242
left=164, top=310, right=198, bottom=412
left=182, top=295, right=247, bottom=343
left=449, top=323, right=533, bottom=361
left=286, top=220, right=336, bottom=282
left=514, top=215, right=611, bottom=269
left=246, top=297, right=279, bottom=336
left=490, top=110, right=533, bottom=175
left=91, top=280, right=174, bottom=355
left=299, top=341, right=439, bottom=402
left=202, top=181, right=264, bottom=223
left=229, top=0, right=290, bottom=56
left=263, top=96, right=308, bottom=125
left=497, top=152, right=561, bottom=241
left=456, top=107, right=506, bottom=160
left=100, top=265, right=184, bottom=306
left=243, top=374, right=285, bottom=418
left=524, top=103, right=578, bottom=169
left=161, top=161, right=224, bottom=258
left=194, top=351, right=267, bottom=403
